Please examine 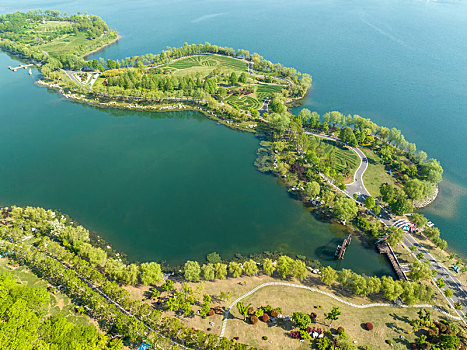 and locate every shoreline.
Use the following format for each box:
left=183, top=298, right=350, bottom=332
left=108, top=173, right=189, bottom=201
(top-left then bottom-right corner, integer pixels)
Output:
left=413, top=185, right=439, bottom=209
left=83, top=34, right=122, bottom=59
